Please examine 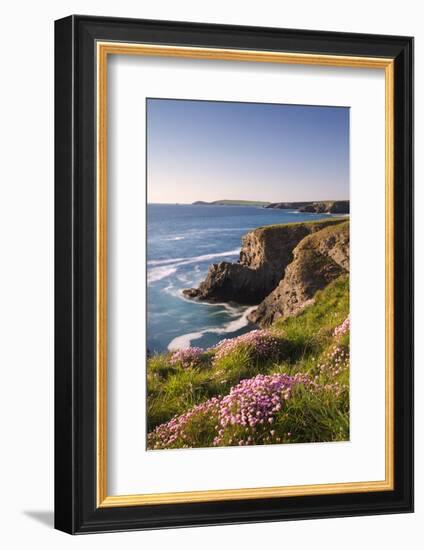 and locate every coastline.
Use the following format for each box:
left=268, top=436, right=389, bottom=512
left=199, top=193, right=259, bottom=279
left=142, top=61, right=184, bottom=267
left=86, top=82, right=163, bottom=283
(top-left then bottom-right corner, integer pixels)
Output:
left=147, top=203, right=349, bottom=353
